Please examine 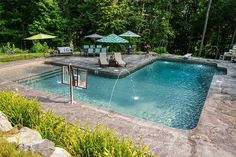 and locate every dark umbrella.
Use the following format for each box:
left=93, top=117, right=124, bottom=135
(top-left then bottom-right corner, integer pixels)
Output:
left=84, top=33, right=104, bottom=39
